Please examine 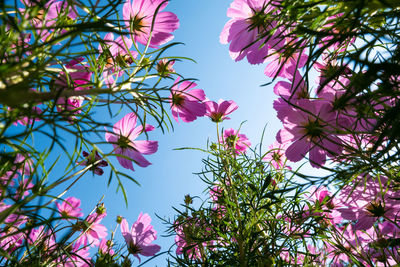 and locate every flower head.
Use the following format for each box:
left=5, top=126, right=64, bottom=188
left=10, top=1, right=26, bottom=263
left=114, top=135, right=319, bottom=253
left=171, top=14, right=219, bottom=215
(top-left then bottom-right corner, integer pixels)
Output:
left=276, top=99, right=347, bottom=168
left=123, top=0, right=179, bottom=48
left=121, top=213, right=161, bottom=262
left=99, top=239, right=115, bottom=256
left=56, top=196, right=84, bottom=219
left=205, top=99, right=238, bottom=122
left=220, top=128, right=251, bottom=154
left=105, top=113, right=158, bottom=171
left=169, top=78, right=206, bottom=123
left=220, top=0, right=284, bottom=64
left=54, top=58, right=92, bottom=118
left=98, top=33, right=138, bottom=87
left=75, top=212, right=108, bottom=247
left=156, top=59, right=175, bottom=77
left=79, top=150, right=108, bottom=176
left=263, top=141, right=290, bottom=169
